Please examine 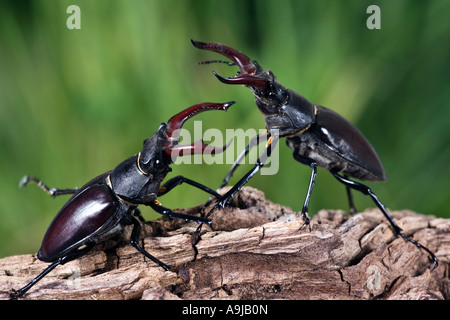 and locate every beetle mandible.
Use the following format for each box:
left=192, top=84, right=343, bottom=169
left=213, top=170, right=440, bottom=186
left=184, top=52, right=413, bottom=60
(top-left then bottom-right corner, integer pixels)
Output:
left=11, top=101, right=235, bottom=299
left=191, top=40, right=438, bottom=271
